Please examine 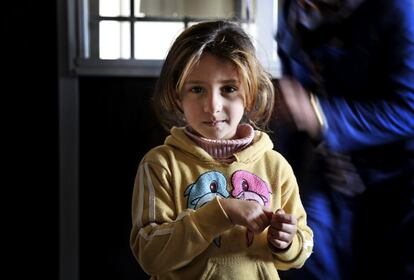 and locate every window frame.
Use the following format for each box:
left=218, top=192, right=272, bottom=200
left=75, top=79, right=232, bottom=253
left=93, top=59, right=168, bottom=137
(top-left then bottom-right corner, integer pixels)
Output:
left=68, top=0, right=280, bottom=77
